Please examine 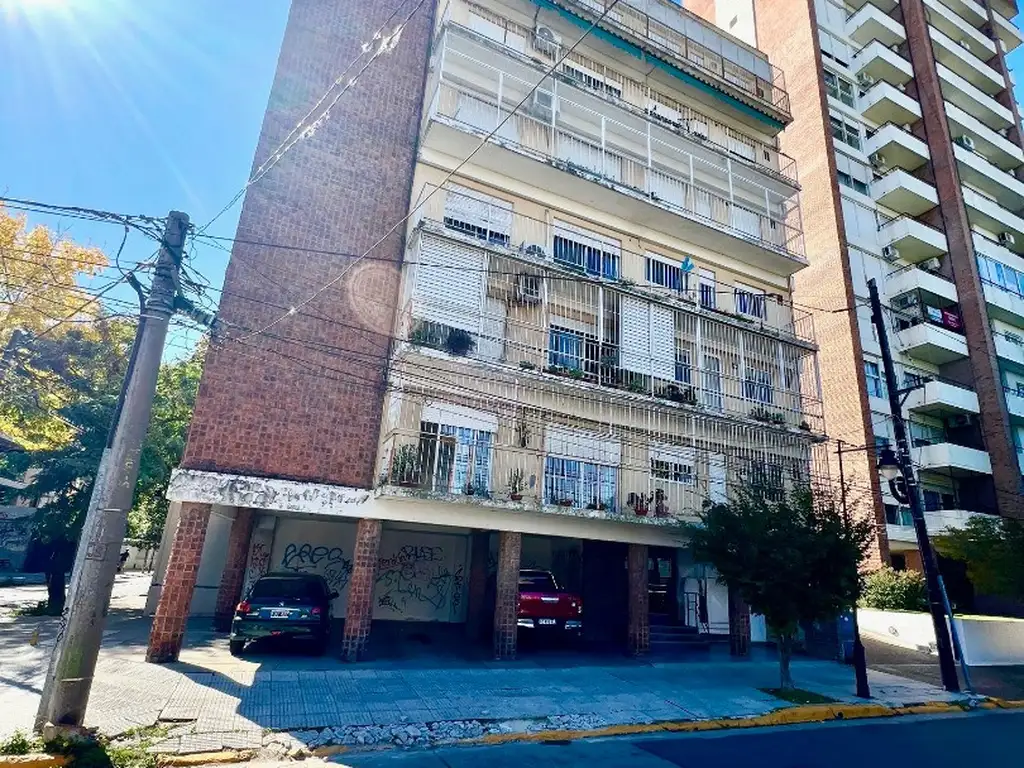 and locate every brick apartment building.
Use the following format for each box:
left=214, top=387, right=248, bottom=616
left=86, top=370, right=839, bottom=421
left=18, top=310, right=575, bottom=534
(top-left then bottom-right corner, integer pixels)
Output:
left=691, top=0, right=1024, bottom=572
left=145, top=0, right=828, bottom=663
